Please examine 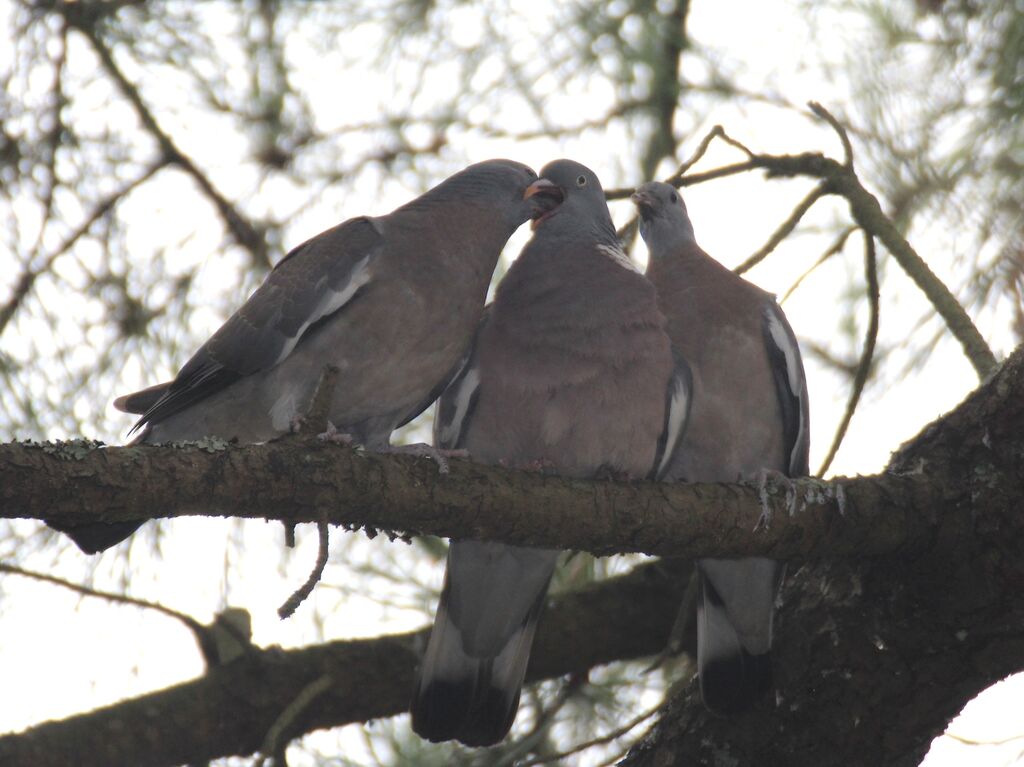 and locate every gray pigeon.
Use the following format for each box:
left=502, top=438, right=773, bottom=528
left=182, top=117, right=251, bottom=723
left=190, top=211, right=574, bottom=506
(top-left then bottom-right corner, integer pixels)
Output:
left=633, top=181, right=810, bottom=714
left=50, top=160, right=554, bottom=553
left=410, top=161, right=692, bottom=746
